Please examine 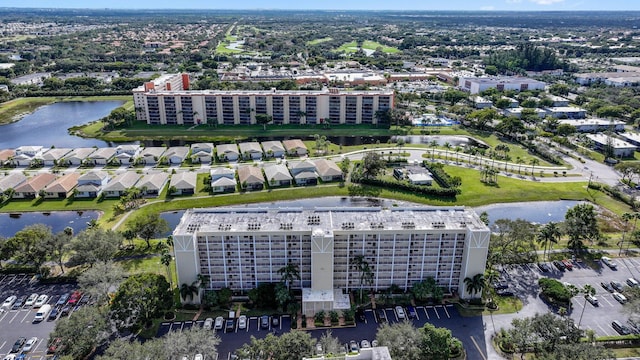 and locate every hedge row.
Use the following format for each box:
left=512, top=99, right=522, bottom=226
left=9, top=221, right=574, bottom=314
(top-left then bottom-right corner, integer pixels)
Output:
left=358, top=178, right=460, bottom=197
left=25, top=90, right=132, bottom=97
left=423, top=162, right=459, bottom=189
